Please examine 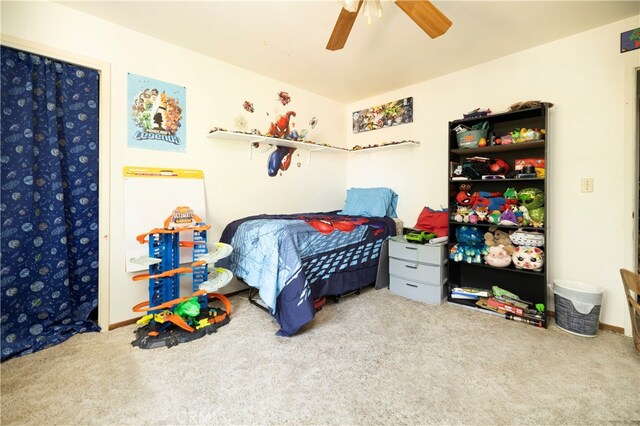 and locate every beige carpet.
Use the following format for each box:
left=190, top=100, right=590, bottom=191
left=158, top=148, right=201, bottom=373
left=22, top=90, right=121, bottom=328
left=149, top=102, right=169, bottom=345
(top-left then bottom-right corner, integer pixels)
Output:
left=2, top=287, right=639, bottom=425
